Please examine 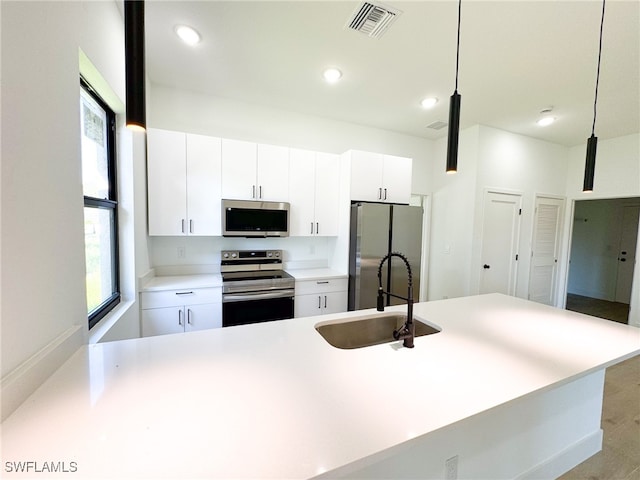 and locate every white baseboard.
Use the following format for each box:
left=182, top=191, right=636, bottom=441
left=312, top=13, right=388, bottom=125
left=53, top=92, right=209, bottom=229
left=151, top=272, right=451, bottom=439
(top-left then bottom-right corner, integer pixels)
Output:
left=1, top=325, right=84, bottom=421
left=517, top=429, right=603, bottom=480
